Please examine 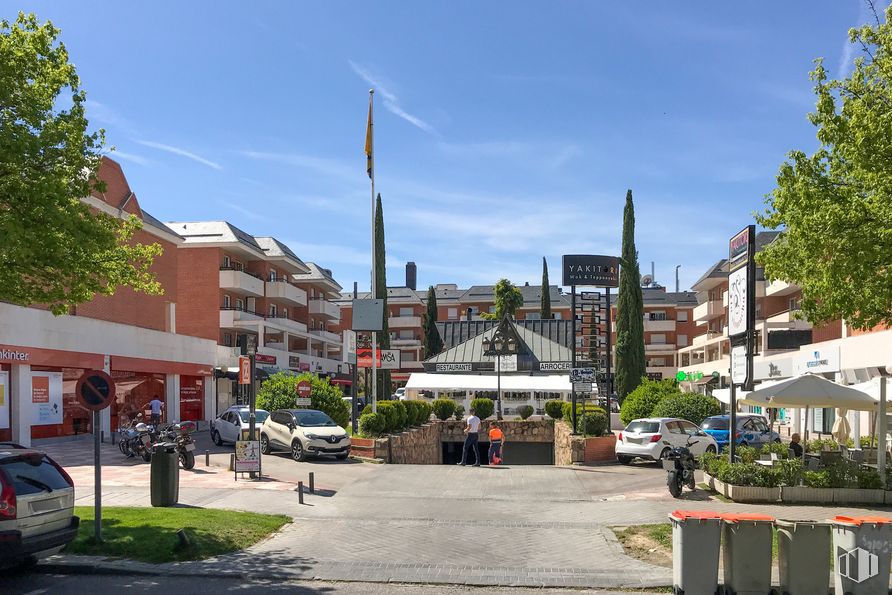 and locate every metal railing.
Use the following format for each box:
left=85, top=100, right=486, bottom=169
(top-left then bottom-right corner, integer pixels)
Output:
left=219, top=266, right=263, bottom=280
